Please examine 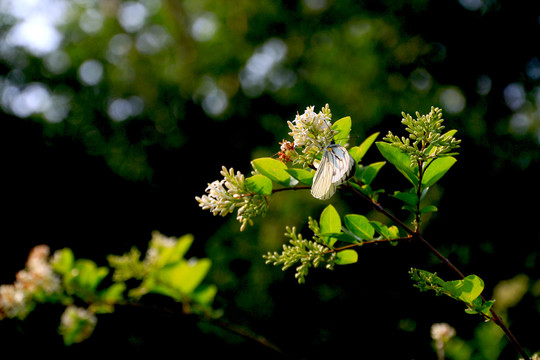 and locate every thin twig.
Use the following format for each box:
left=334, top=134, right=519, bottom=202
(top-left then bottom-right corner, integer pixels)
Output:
left=322, top=236, right=413, bottom=254
left=345, top=184, right=530, bottom=359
